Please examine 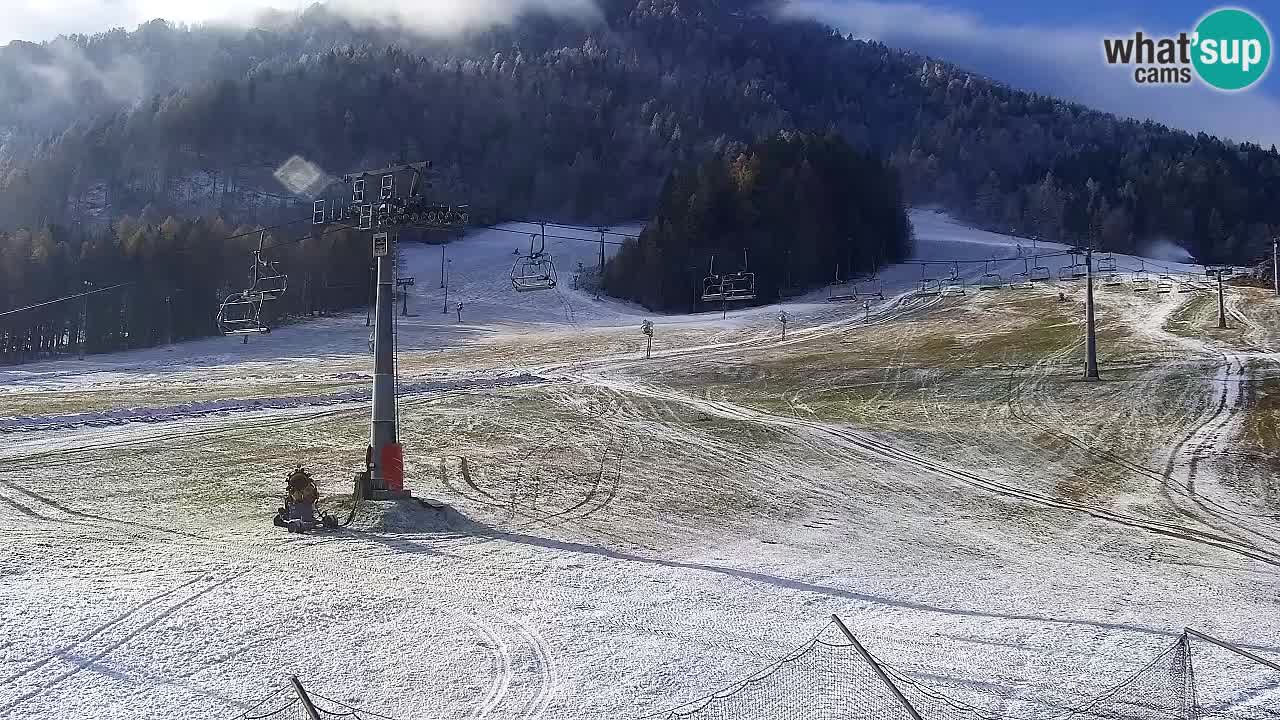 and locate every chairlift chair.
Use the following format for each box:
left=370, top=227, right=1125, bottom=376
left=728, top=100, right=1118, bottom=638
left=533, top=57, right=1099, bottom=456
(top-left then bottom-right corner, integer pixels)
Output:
left=244, top=231, right=288, bottom=301
left=1177, top=274, right=1197, bottom=293
left=915, top=265, right=941, bottom=297
left=217, top=293, right=269, bottom=335
left=1097, top=253, right=1118, bottom=272
left=828, top=287, right=857, bottom=302
left=1058, top=254, right=1087, bottom=281
left=721, top=271, right=757, bottom=301
left=855, top=273, right=885, bottom=300
left=251, top=257, right=288, bottom=300
left=1103, top=272, right=1123, bottom=287
left=701, top=255, right=726, bottom=303
left=1132, top=262, right=1151, bottom=292
left=1009, top=259, right=1031, bottom=288
left=702, top=277, right=726, bottom=302
left=978, top=260, right=1004, bottom=290
left=943, top=262, right=966, bottom=296
left=827, top=265, right=856, bottom=303
left=717, top=248, right=757, bottom=302
left=1029, top=257, right=1051, bottom=282
left=511, top=232, right=558, bottom=292
left=1155, top=274, right=1174, bottom=293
